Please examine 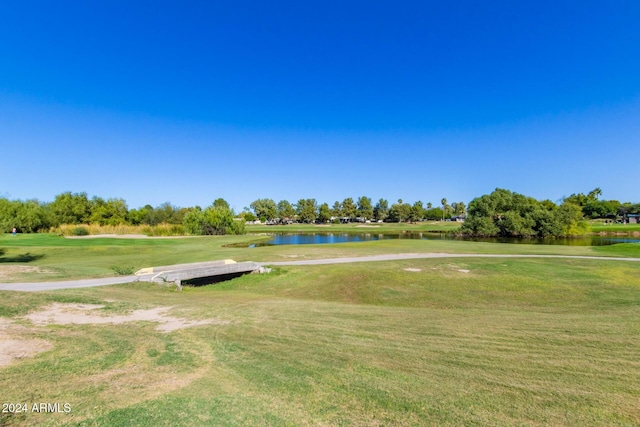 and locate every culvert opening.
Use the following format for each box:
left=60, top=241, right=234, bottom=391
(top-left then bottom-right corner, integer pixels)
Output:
left=182, top=271, right=249, bottom=287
